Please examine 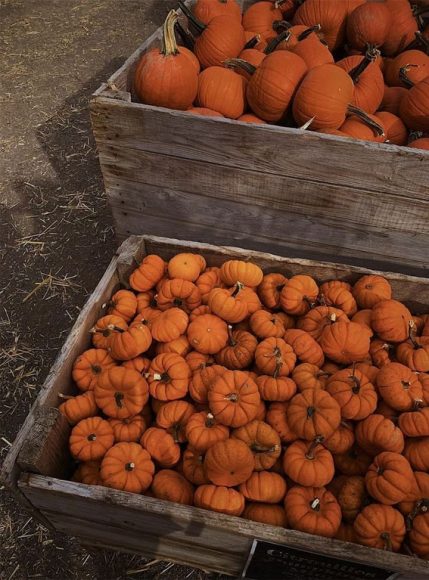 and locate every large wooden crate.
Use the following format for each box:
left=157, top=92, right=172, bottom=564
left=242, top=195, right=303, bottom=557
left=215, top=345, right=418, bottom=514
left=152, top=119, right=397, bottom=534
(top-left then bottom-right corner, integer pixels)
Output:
left=90, top=1, right=429, bottom=277
left=3, top=235, right=429, bottom=578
